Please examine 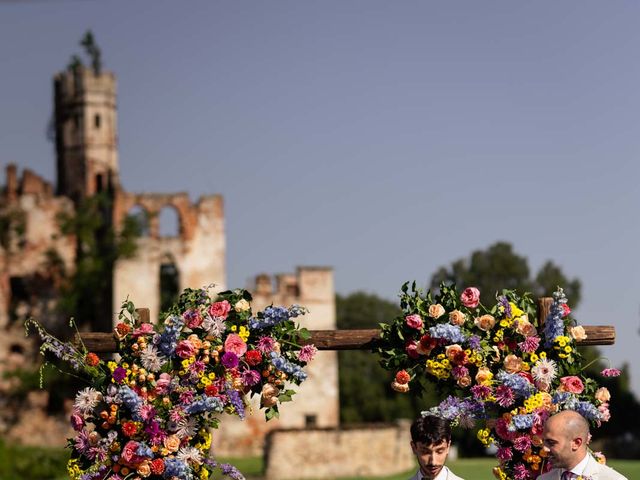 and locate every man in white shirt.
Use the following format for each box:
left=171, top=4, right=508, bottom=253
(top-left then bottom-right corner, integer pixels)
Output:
left=409, top=414, right=464, bottom=480
left=537, top=410, right=627, bottom=480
